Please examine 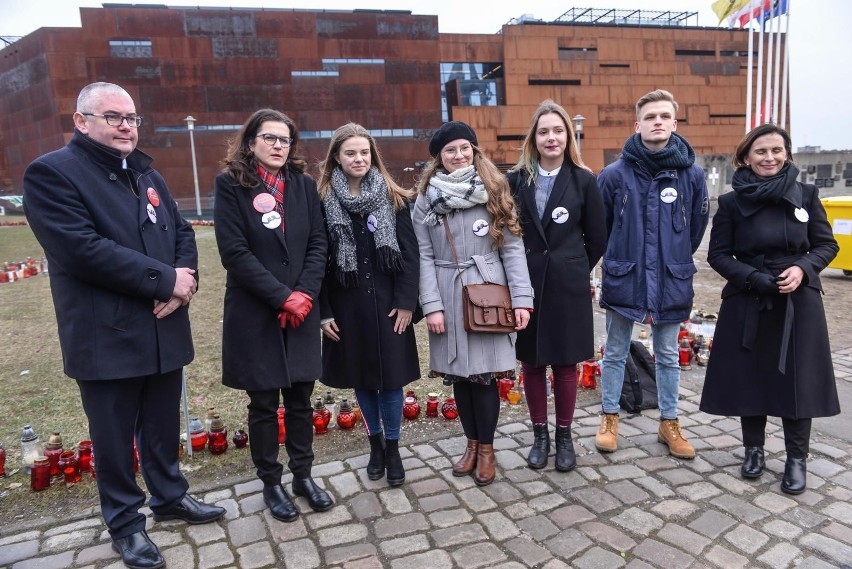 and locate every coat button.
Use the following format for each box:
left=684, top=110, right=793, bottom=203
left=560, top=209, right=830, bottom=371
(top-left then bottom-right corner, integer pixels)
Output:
left=543, top=250, right=548, bottom=255
left=161, top=224, right=167, bottom=231
left=282, top=259, right=289, bottom=266
left=525, top=248, right=531, bottom=254
left=365, top=273, right=371, bottom=280
left=366, top=288, right=373, bottom=294
left=109, top=173, right=117, bottom=181
left=147, top=271, right=158, bottom=280
left=363, top=258, right=369, bottom=264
